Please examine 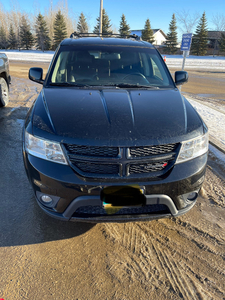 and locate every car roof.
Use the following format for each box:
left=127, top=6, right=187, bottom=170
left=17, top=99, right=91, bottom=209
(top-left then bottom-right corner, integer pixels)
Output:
left=60, top=37, right=155, bottom=48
